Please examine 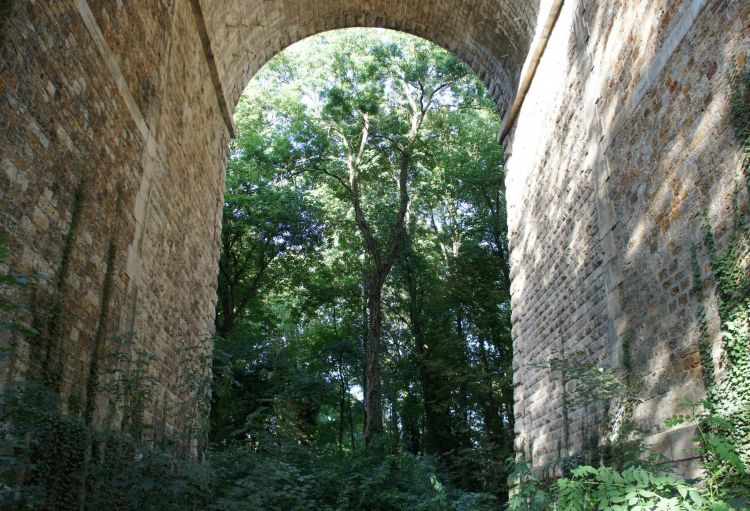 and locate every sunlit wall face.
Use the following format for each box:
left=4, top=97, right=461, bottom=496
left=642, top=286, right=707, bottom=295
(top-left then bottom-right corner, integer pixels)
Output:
left=506, top=0, right=748, bottom=474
